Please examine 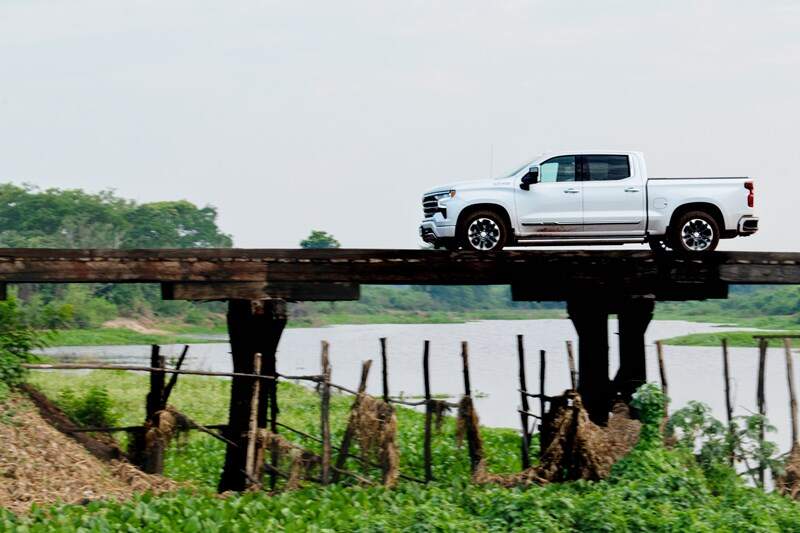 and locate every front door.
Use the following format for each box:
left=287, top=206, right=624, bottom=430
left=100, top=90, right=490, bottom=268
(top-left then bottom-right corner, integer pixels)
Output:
left=516, top=155, right=583, bottom=236
left=580, top=154, right=646, bottom=236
